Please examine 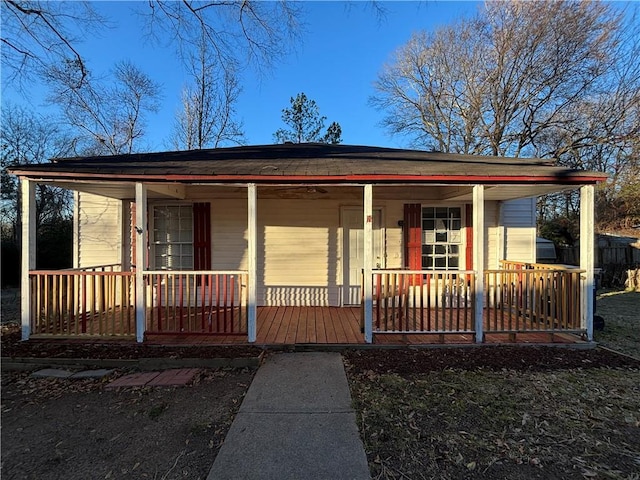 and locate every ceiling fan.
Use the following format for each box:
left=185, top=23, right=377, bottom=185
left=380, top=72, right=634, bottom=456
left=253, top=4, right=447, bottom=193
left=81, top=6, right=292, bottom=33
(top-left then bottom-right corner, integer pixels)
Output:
left=272, top=186, right=329, bottom=195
